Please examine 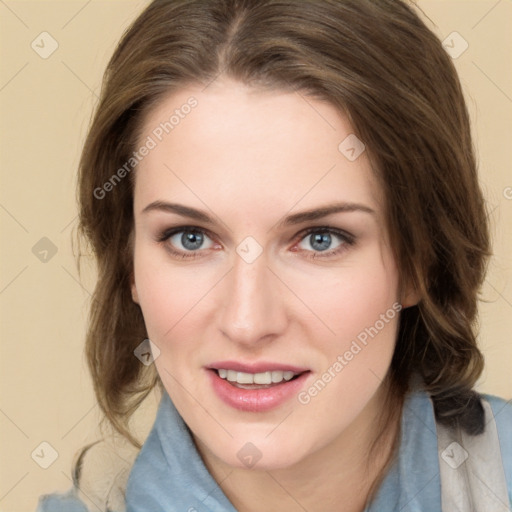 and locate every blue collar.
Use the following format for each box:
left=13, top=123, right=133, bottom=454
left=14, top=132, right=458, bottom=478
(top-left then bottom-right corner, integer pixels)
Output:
left=364, top=388, right=442, bottom=511
left=125, top=389, right=237, bottom=512
left=126, top=387, right=442, bottom=512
